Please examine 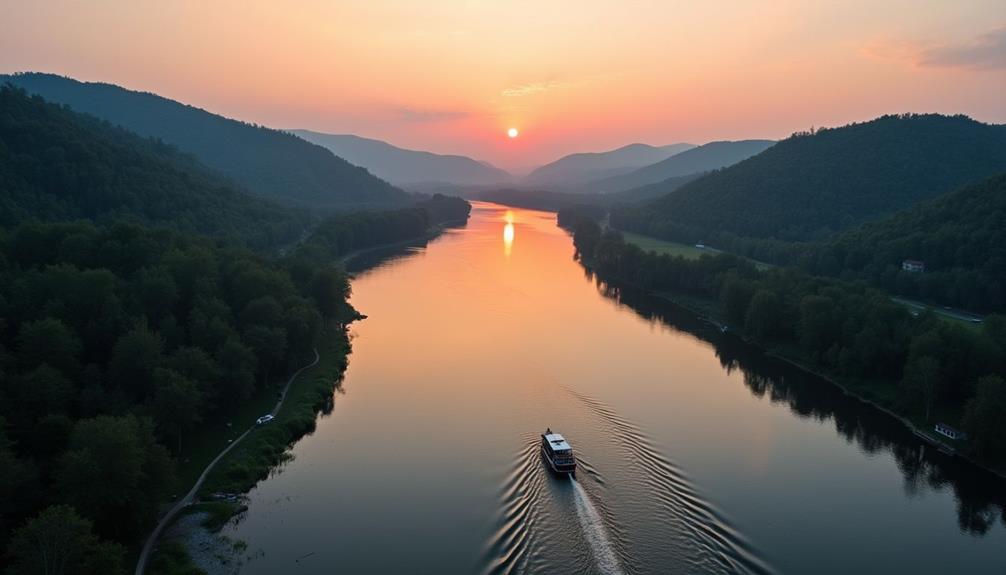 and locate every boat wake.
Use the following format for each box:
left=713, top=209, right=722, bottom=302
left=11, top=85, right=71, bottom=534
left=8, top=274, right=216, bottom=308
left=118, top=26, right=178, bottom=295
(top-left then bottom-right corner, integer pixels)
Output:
left=482, top=438, right=550, bottom=575
left=570, top=475, right=625, bottom=575
left=483, top=392, right=774, bottom=575
left=568, top=389, right=775, bottom=575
